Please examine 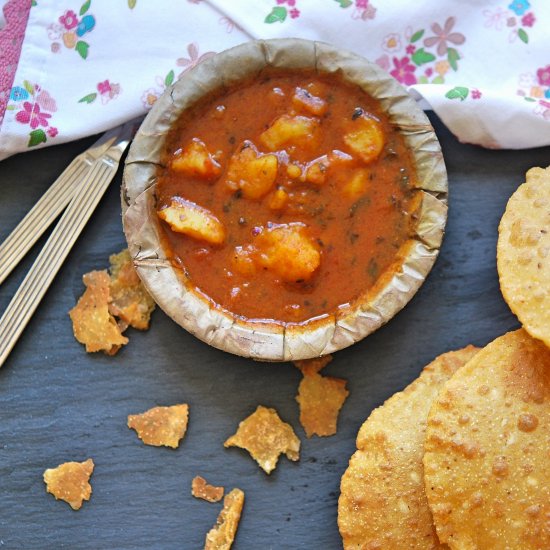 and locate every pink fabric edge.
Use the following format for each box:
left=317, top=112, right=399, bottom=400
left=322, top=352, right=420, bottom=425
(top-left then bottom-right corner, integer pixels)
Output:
left=0, top=0, right=32, bottom=128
